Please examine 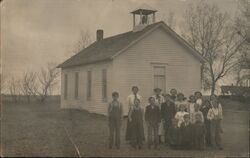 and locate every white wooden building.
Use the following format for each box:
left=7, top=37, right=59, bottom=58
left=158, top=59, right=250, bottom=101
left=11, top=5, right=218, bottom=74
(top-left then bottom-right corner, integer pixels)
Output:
left=57, top=5, right=205, bottom=115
